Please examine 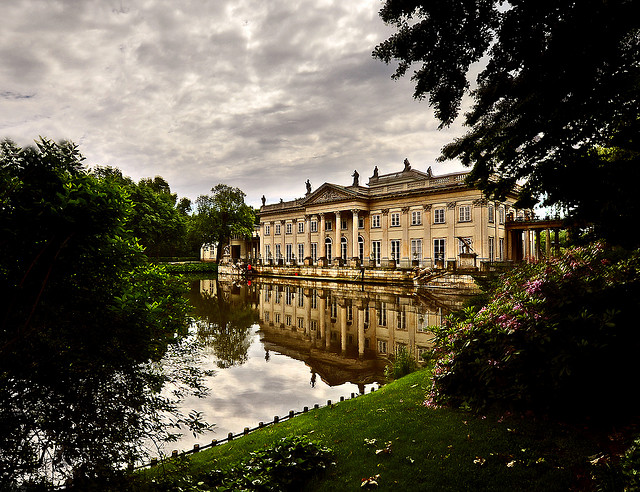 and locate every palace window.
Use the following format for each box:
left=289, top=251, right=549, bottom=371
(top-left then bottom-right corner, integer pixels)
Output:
left=275, top=224, right=281, bottom=235
left=326, top=220, right=332, bottom=231
left=358, top=216, right=364, bottom=229
left=265, top=224, right=270, bottom=236
left=286, top=223, right=292, bottom=234
left=275, top=244, right=281, bottom=260
left=311, top=243, right=318, bottom=262
left=371, top=240, right=381, bottom=266
left=411, top=239, right=422, bottom=260
left=285, top=243, right=293, bottom=262
left=411, top=210, right=422, bottom=225
left=265, top=244, right=271, bottom=260
left=459, top=205, right=471, bottom=222
left=371, top=214, right=381, bottom=228
left=341, top=219, right=347, bottom=230
left=298, top=243, right=304, bottom=262
left=298, top=221, right=304, bottom=234
left=434, top=238, right=445, bottom=264
left=325, top=237, right=332, bottom=261
left=310, top=220, right=318, bottom=232
left=458, top=237, right=473, bottom=254
left=434, top=208, right=445, bottom=224
left=390, top=212, right=400, bottom=227
left=390, top=240, right=401, bottom=261
left=499, top=206, right=505, bottom=225
left=489, top=236, right=495, bottom=260
left=488, top=204, right=495, bottom=223
left=358, top=235, right=364, bottom=261
left=499, top=238, right=505, bottom=260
